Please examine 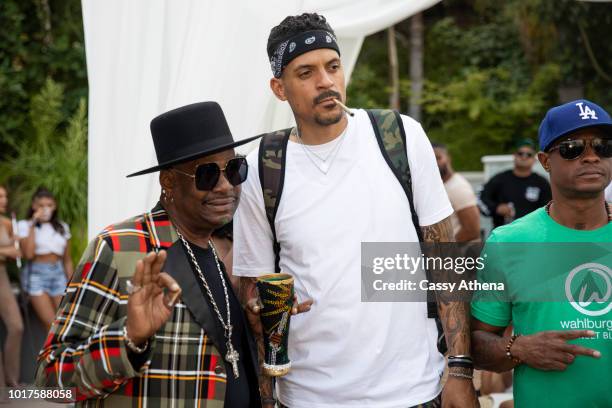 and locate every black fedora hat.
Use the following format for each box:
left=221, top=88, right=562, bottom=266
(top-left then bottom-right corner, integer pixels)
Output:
left=127, top=101, right=261, bottom=177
